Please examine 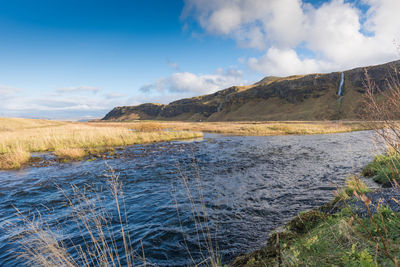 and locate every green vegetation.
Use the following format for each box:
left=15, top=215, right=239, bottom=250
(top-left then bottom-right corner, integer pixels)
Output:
left=270, top=207, right=400, bottom=267
left=362, top=152, right=400, bottom=185
left=232, top=175, right=400, bottom=266
left=333, top=176, right=372, bottom=200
